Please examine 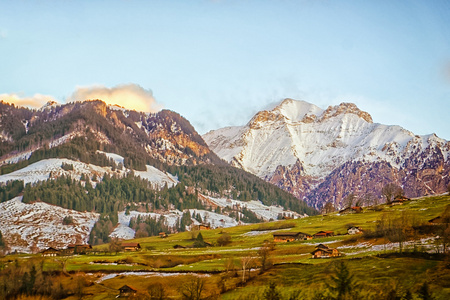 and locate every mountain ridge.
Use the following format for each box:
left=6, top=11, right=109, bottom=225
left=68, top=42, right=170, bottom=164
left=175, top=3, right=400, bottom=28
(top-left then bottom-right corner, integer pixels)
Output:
left=203, top=98, right=450, bottom=209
